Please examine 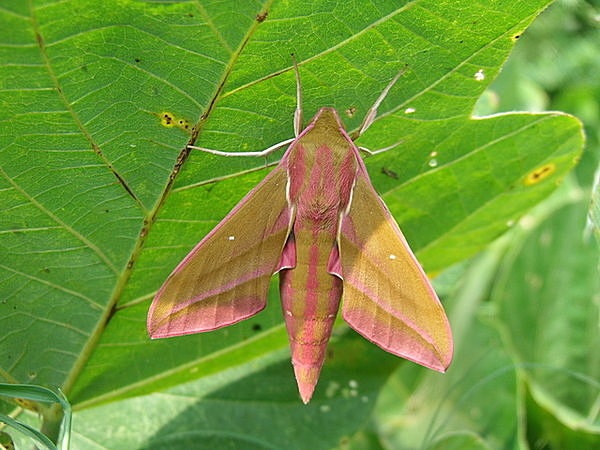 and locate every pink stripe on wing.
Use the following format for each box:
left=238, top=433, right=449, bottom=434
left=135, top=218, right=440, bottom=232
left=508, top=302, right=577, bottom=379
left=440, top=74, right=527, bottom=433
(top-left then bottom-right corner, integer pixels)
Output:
left=343, top=306, right=446, bottom=371
left=155, top=266, right=273, bottom=321
left=344, top=275, right=438, bottom=350
left=152, top=295, right=265, bottom=337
